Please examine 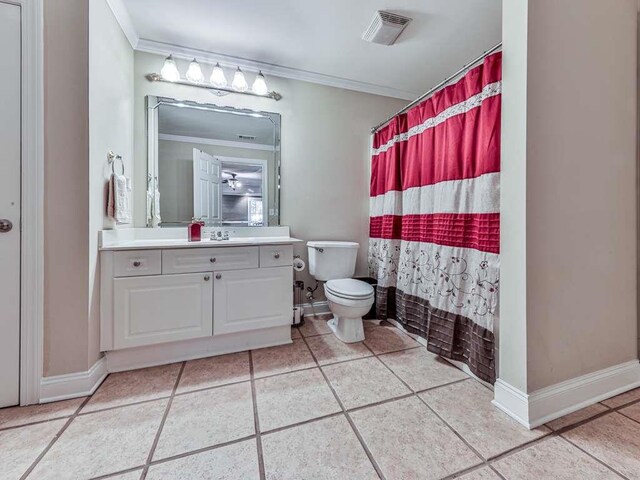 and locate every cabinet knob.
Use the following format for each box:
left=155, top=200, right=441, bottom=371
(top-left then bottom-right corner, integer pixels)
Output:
left=216, top=273, right=222, bottom=280
left=210, top=257, right=216, bottom=263
left=132, top=261, right=141, bottom=267
left=204, top=275, right=210, bottom=281
left=274, top=252, right=280, bottom=259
